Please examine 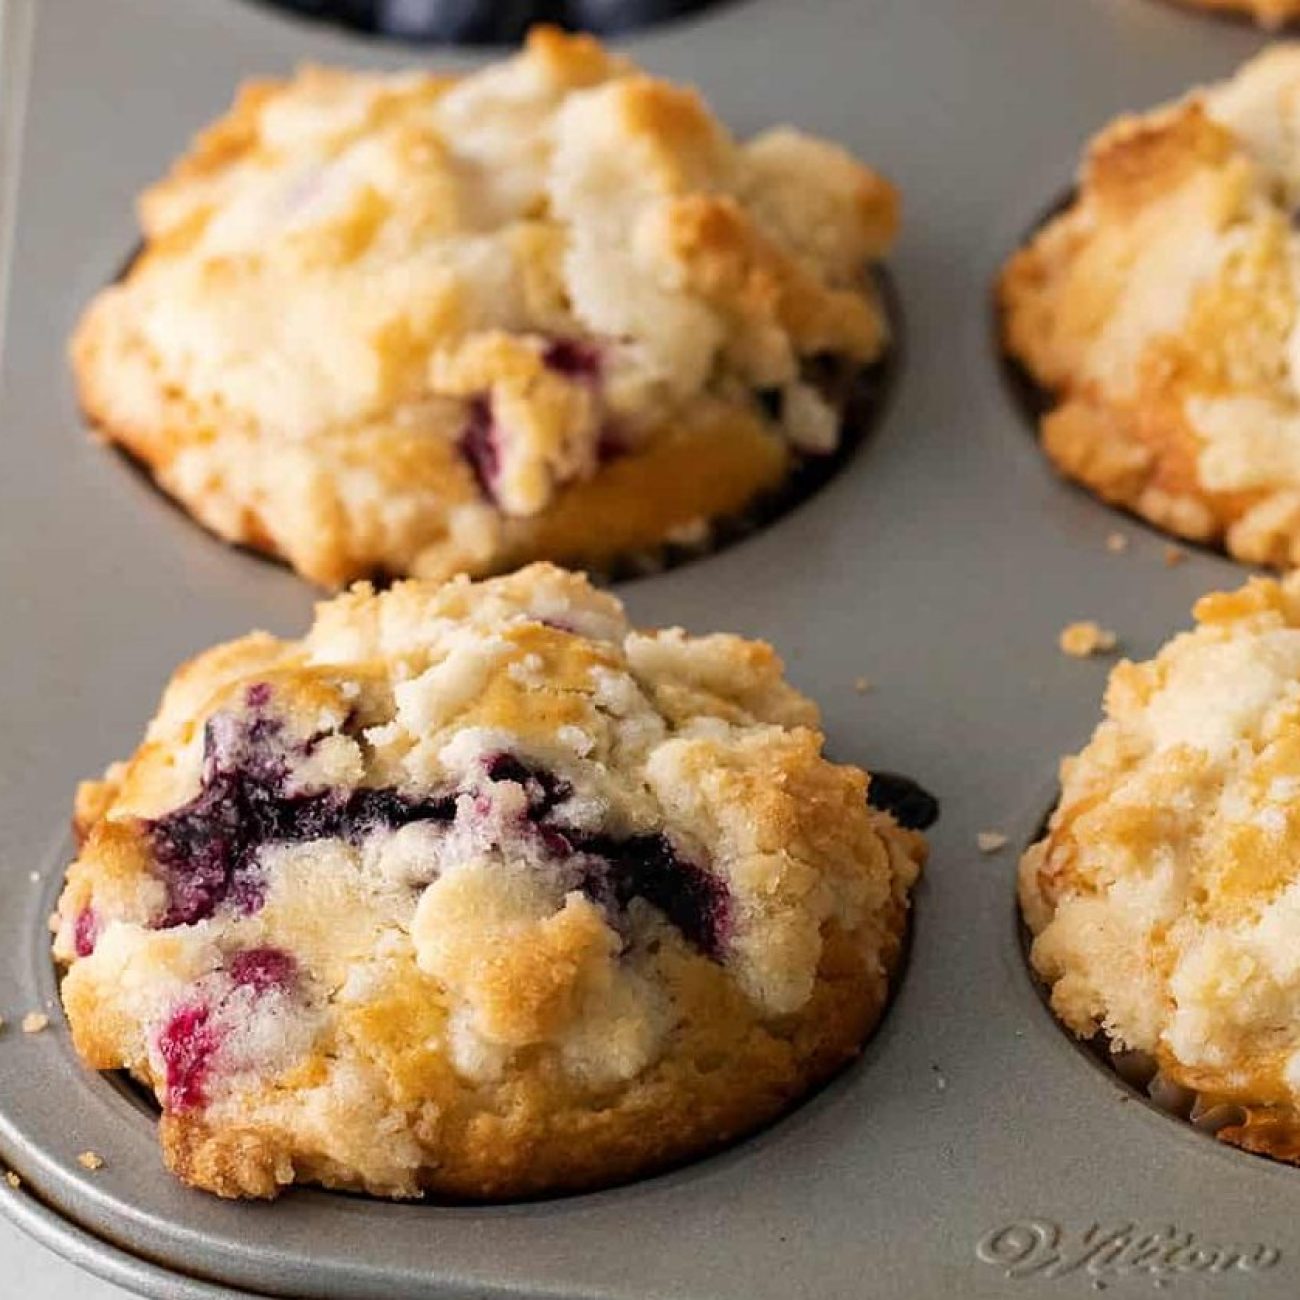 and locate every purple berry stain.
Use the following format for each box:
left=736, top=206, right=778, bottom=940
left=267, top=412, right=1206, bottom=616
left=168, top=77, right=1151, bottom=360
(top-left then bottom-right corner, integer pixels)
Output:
left=146, top=700, right=729, bottom=959
left=244, top=682, right=273, bottom=709
left=484, top=752, right=570, bottom=817
left=541, top=337, right=601, bottom=382
left=156, top=949, right=297, bottom=1113
left=227, top=946, right=297, bottom=995
left=157, top=1002, right=222, bottom=1112
left=573, top=832, right=728, bottom=958
left=73, top=907, right=99, bottom=958
left=459, top=397, right=501, bottom=504
left=147, top=698, right=456, bottom=929
left=595, top=422, right=629, bottom=464
left=461, top=339, right=608, bottom=502
left=482, top=753, right=729, bottom=957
